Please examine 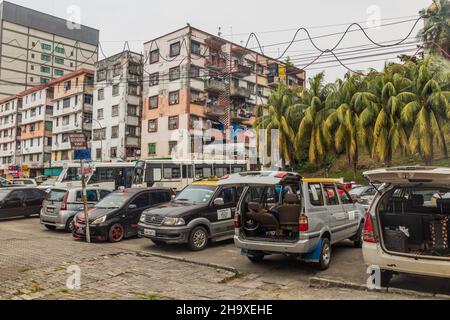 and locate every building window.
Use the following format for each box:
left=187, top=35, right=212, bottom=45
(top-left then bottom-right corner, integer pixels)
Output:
left=190, top=90, right=205, bottom=105
left=257, top=85, right=264, bottom=97
left=62, top=134, right=70, bottom=143
left=257, top=64, right=264, bottom=75
left=111, top=126, right=119, bottom=139
left=41, top=43, right=52, bottom=51
left=98, top=89, right=104, bottom=100
left=191, top=41, right=201, bottom=55
left=190, top=115, right=200, bottom=130
left=170, top=42, right=181, bottom=57
left=169, top=141, right=178, bottom=154
left=97, top=69, right=107, bottom=82
left=93, top=128, right=106, bottom=141
left=149, top=72, right=159, bottom=86
left=148, top=119, right=158, bottom=133
left=112, top=105, right=119, bottom=117
left=41, top=54, right=51, bottom=62
left=150, top=49, right=159, bottom=64
left=97, top=108, right=104, bottom=120
left=168, top=116, right=179, bottom=130
left=149, top=96, right=158, bottom=109
left=127, top=105, right=138, bottom=116
left=113, top=64, right=122, bottom=77
left=64, top=81, right=71, bottom=90
left=247, top=82, right=256, bottom=93
left=169, top=91, right=179, bottom=105
left=61, top=150, right=69, bottom=161
left=127, top=126, right=138, bottom=137
left=30, top=123, right=35, bottom=132
left=40, top=78, right=49, bottom=84
left=84, top=94, right=93, bottom=105
left=62, top=115, right=70, bottom=125
left=169, top=67, right=180, bottom=81
left=55, top=57, right=64, bottom=65
left=54, top=69, right=64, bottom=76
left=41, top=66, right=50, bottom=73
left=63, top=98, right=70, bottom=108
left=128, top=85, right=139, bottom=96
left=45, top=121, right=52, bottom=131
left=96, top=148, right=102, bottom=159
left=148, top=143, right=156, bottom=155
left=55, top=46, right=65, bottom=54
left=190, top=65, right=200, bottom=78
left=112, top=84, right=119, bottom=96
left=110, top=147, right=117, bottom=158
